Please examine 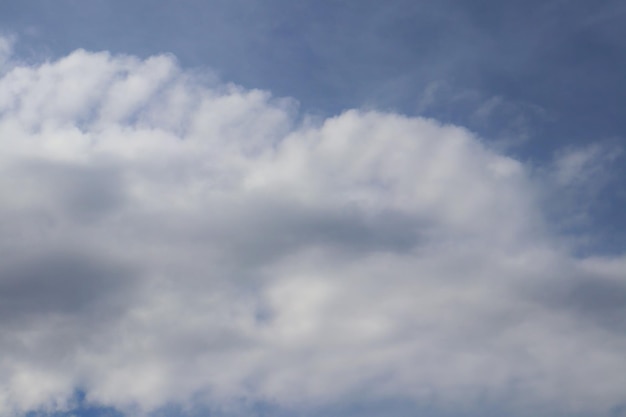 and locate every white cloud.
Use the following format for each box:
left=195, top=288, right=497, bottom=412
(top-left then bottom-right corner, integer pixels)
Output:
left=0, top=43, right=625, bottom=417
left=551, top=143, right=621, bottom=187
left=0, top=34, right=14, bottom=68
